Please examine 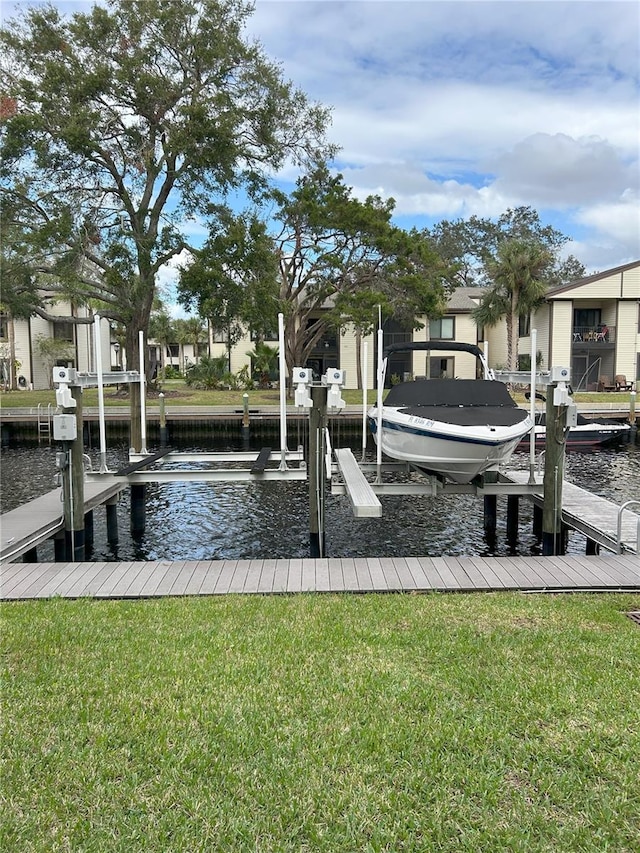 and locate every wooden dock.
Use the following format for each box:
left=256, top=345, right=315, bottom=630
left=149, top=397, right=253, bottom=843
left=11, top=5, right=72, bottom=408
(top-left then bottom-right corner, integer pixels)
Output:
left=0, top=481, right=125, bottom=563
left=1, top=554, right=638, bottom=600
left=505, top=472, right=639, bottom=554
